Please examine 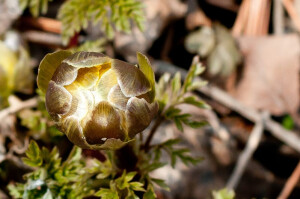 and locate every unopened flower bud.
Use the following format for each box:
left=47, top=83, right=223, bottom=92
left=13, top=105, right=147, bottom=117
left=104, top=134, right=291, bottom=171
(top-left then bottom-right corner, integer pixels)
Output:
left=37, top=51, right=158, bottom=150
